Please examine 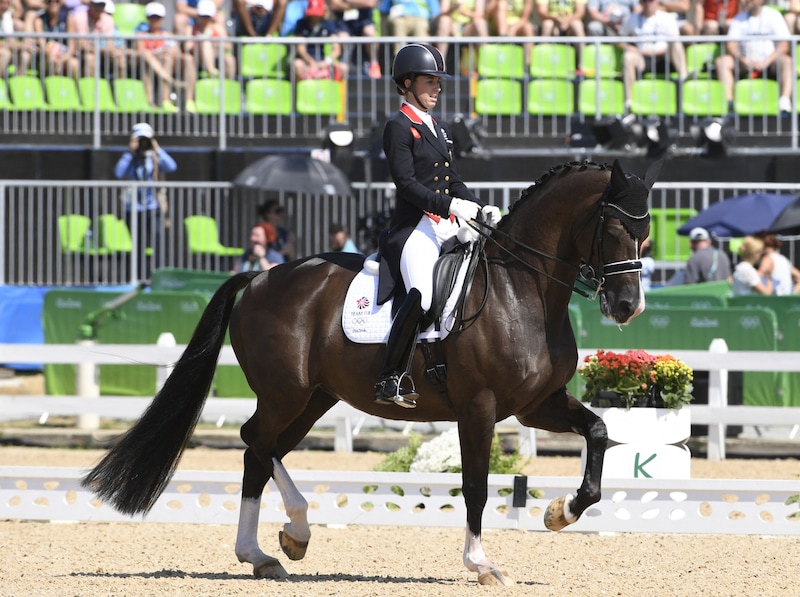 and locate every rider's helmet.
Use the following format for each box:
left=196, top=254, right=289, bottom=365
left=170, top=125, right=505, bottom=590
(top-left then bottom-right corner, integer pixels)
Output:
left=391, top=44, right=451, bottom=93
